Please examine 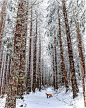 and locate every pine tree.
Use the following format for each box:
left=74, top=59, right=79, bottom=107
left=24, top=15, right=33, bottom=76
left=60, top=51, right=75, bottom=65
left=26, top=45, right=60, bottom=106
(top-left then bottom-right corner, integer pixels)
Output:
left=5, top=0, right=28, bottom=107
left=62, top=0, right=79, bottom=98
